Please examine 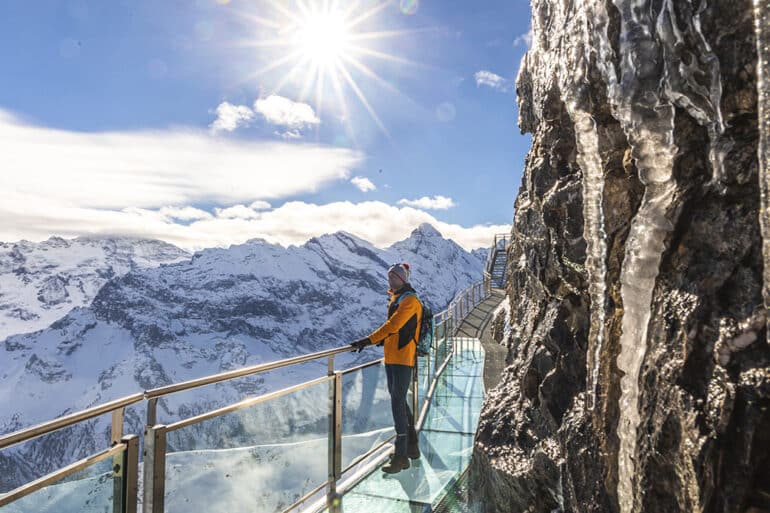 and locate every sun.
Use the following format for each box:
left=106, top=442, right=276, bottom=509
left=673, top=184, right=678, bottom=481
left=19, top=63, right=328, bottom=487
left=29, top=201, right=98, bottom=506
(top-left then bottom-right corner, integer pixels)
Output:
left=231, top=1, right=424, bottom=141
left=294, top=11, right=350, bottom=66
